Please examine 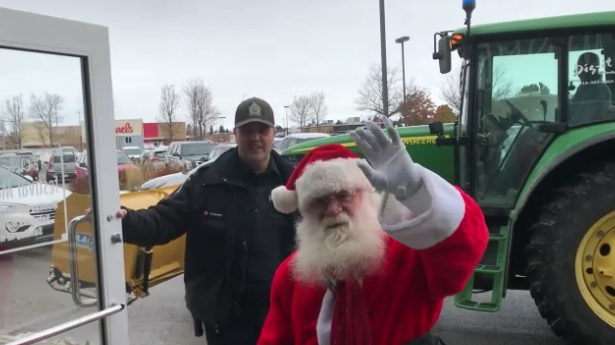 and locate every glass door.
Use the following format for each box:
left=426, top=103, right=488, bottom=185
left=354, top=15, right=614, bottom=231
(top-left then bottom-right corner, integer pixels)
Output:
left=0, top=7, right=129, bottom=345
